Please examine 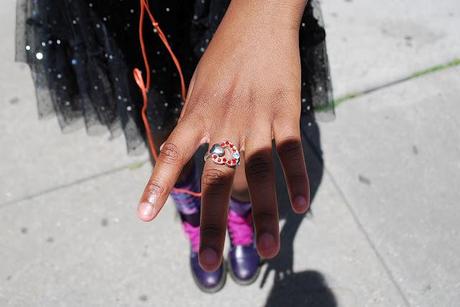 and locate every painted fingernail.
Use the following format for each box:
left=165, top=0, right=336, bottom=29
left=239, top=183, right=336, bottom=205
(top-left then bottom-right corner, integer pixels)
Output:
left=200, top=248, right=218, bottom=269
left=293, top=195, right=308, bottom=213
left=138, top=183, right=162, bottom=221
left=138, top=202, right=155, bottom=221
